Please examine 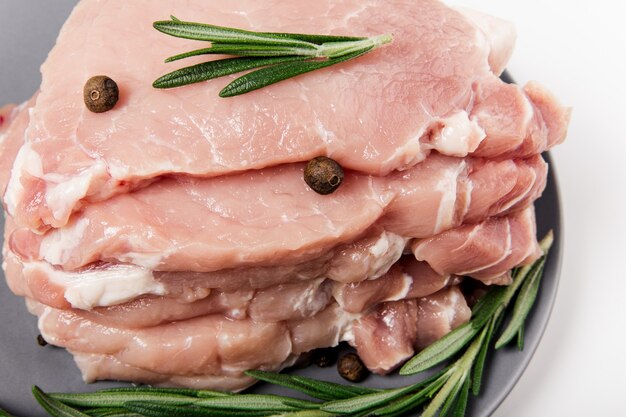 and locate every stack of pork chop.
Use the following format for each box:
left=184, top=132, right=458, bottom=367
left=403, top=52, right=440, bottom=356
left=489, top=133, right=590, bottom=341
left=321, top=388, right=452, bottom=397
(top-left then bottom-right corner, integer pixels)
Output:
left=0, top=0, right=569, bottom=390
